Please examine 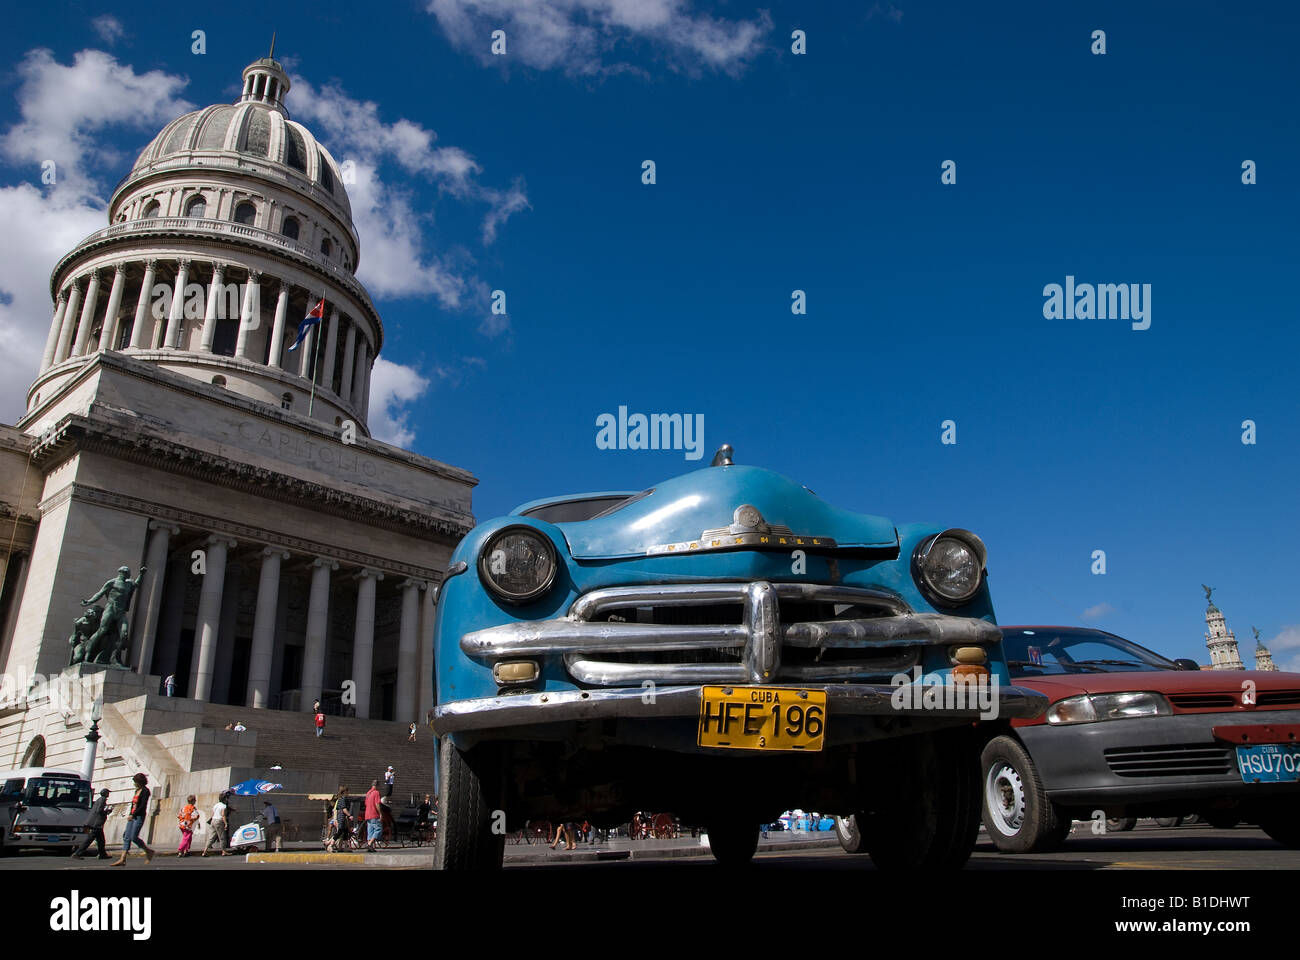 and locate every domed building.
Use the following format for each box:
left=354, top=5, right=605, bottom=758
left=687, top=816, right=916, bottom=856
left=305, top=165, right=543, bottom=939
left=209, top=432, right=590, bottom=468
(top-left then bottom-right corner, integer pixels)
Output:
left=1203, top=589, right=1244, bottom=671
left=0, top=57, right=474, bottom=836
